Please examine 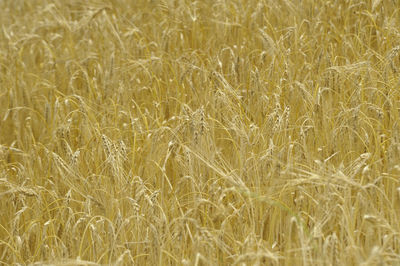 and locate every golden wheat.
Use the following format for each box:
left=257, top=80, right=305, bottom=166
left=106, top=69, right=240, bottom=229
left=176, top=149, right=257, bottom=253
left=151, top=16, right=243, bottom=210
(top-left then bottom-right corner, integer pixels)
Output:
left=1, top=0, right=400, bottom=265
